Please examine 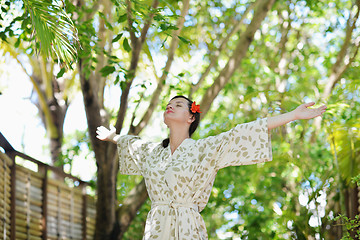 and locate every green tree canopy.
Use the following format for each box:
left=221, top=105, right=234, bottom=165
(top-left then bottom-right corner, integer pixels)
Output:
left=1, top=0, right=359, bottom=239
